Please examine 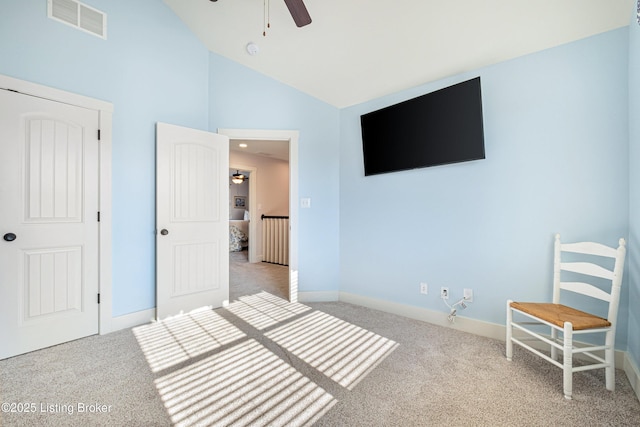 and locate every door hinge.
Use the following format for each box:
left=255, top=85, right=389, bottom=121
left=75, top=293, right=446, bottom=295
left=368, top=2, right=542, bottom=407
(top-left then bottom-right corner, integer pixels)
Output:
left=97, top=293, right=101, bottom=304
left=98, top=129, right=101, bottom=141
left=97, top=211, right=101, bottom=222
